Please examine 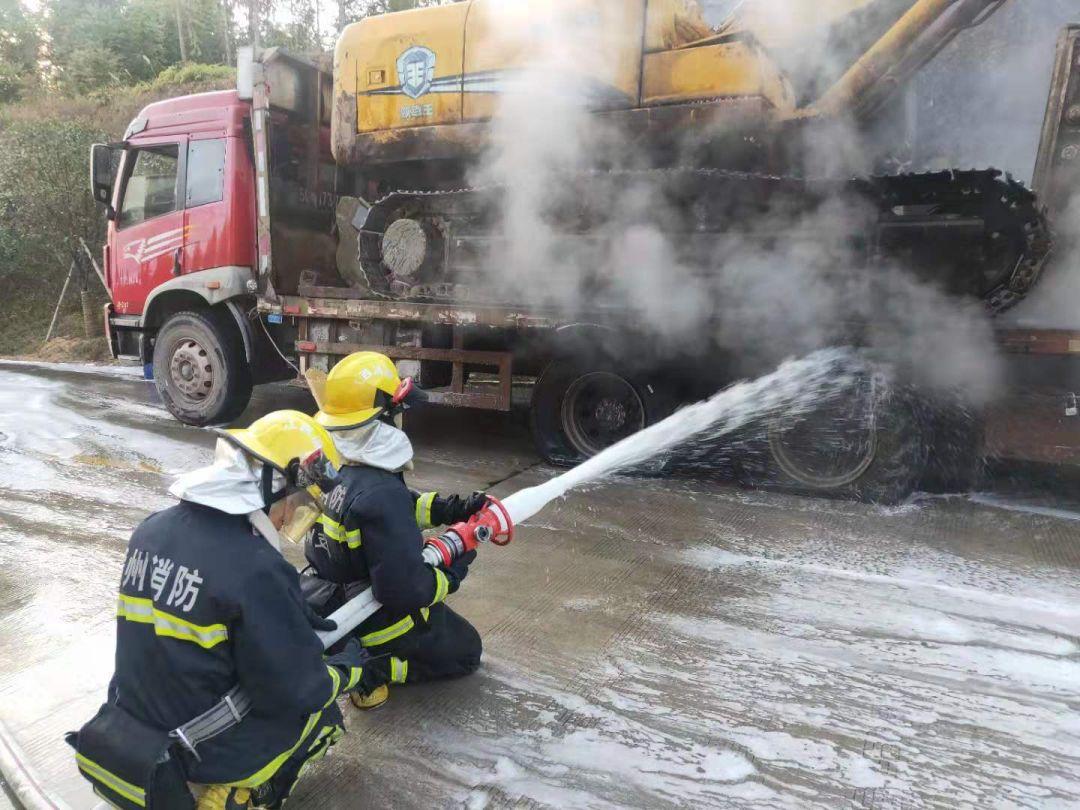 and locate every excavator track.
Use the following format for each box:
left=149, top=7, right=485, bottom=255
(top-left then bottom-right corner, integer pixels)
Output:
left=357, top=168, right=1051, bottom=315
